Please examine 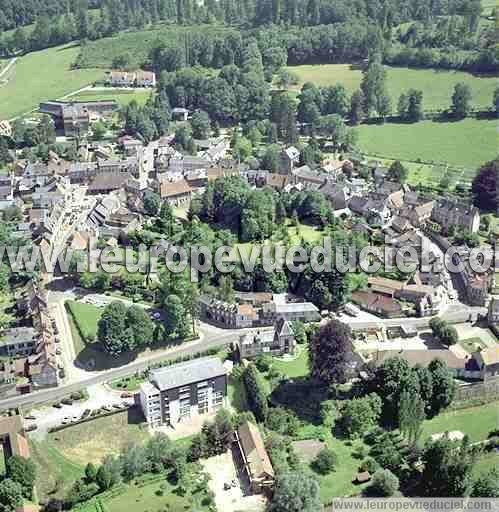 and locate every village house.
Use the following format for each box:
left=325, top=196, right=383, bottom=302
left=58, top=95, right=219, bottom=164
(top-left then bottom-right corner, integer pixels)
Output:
left=292, top=165, right=327, bottom=190
left=431, top=199, right=481, bottom=234
left=234, top=421, right=275, bottom=494
left=31, top=176, right=71, bottom=209
left=472, top=346, right=499, bottom=381
left=0, top=328, right=38, bottom=358
left=159, top=179, right=193, bottom=207
left=262, top=294, right=321, bottom=323
left=351, top=290, right=403, bottom=318
left=280, top=146, right=300, bottom=174
left=237, top=319, right=296, bottom=360
left=199, top=296, right=259, bottom=328
left=109, top=70, right=156, bottom=88
left=140, top=357, right=227, bottom=428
